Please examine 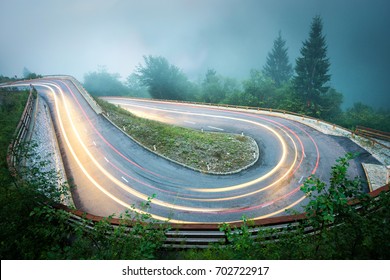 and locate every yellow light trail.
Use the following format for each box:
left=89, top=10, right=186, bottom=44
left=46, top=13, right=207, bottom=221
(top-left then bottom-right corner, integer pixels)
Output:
left=13, top=82, right=309, bottom=223
left=31, top=82, right=188, bottom=222
left=183, top=129, right=298, bottom=202
left=41, top=82, right=230, bottom=214
left=109, top=100, right=295, bottom=194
